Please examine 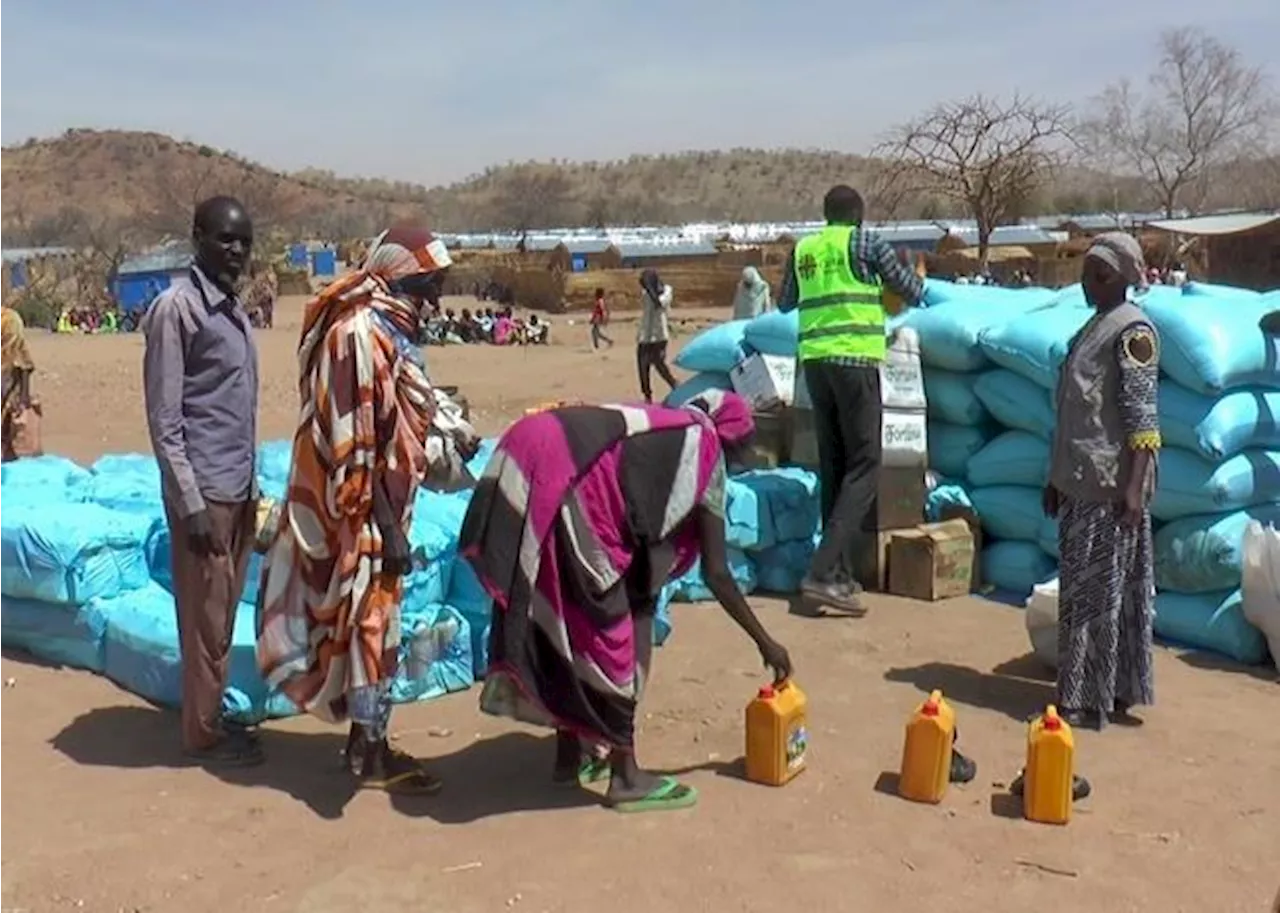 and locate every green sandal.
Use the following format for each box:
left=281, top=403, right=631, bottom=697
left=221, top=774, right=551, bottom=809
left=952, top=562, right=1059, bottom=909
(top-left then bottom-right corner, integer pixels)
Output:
left=553, top=756, right=612, bottom=787
left=608, top=776, right=699, bottom=814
